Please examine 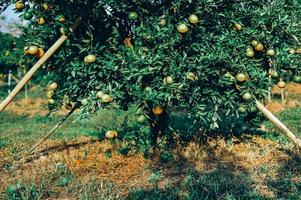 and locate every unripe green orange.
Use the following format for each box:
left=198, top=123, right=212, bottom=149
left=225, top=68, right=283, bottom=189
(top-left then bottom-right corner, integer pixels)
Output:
left=84, top=54, right=96, bottom=64
left=236, top=73, right=247, bottom=82
left=177, top=23, right=188, bottom=33
left=188, top=14, right=199, bottom=24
